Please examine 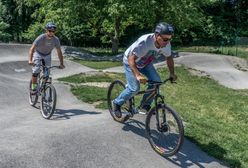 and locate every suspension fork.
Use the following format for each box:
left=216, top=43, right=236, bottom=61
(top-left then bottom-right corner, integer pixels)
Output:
left=46, top=77, right=52, bottom=100
left=155, top=94, right=166, bottom=129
